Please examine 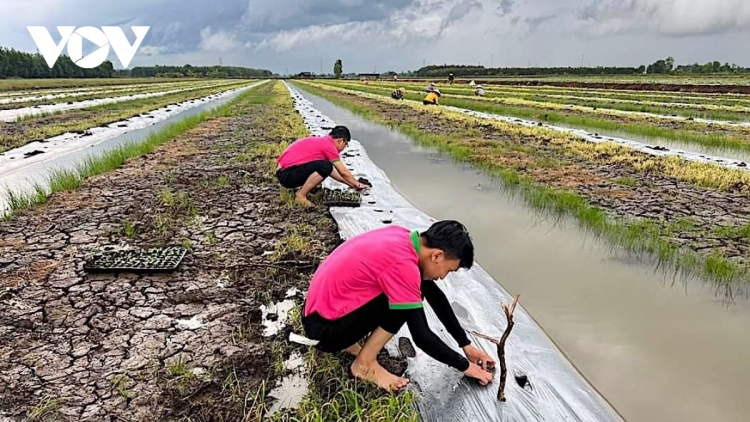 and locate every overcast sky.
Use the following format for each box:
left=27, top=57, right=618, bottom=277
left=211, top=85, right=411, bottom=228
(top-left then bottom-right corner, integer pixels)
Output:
left=1, top=0, right=749, bottom=74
